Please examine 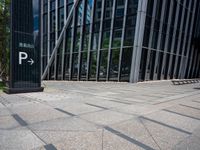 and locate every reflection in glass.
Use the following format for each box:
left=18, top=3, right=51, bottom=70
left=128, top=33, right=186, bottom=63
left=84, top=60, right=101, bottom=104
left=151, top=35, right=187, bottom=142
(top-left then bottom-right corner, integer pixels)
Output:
left=72, top=53, right=78, bottom=79
left=99, top=50, right=108, bottom=80
left=80, top=52, right=88, bottom=80
left=110, top=49, right=120, bottom=80
left=121, top=48, right=133, bottom=81
left=64, top=54, right=70, bottom=80
left=89, top=52, right=97, bottom=80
